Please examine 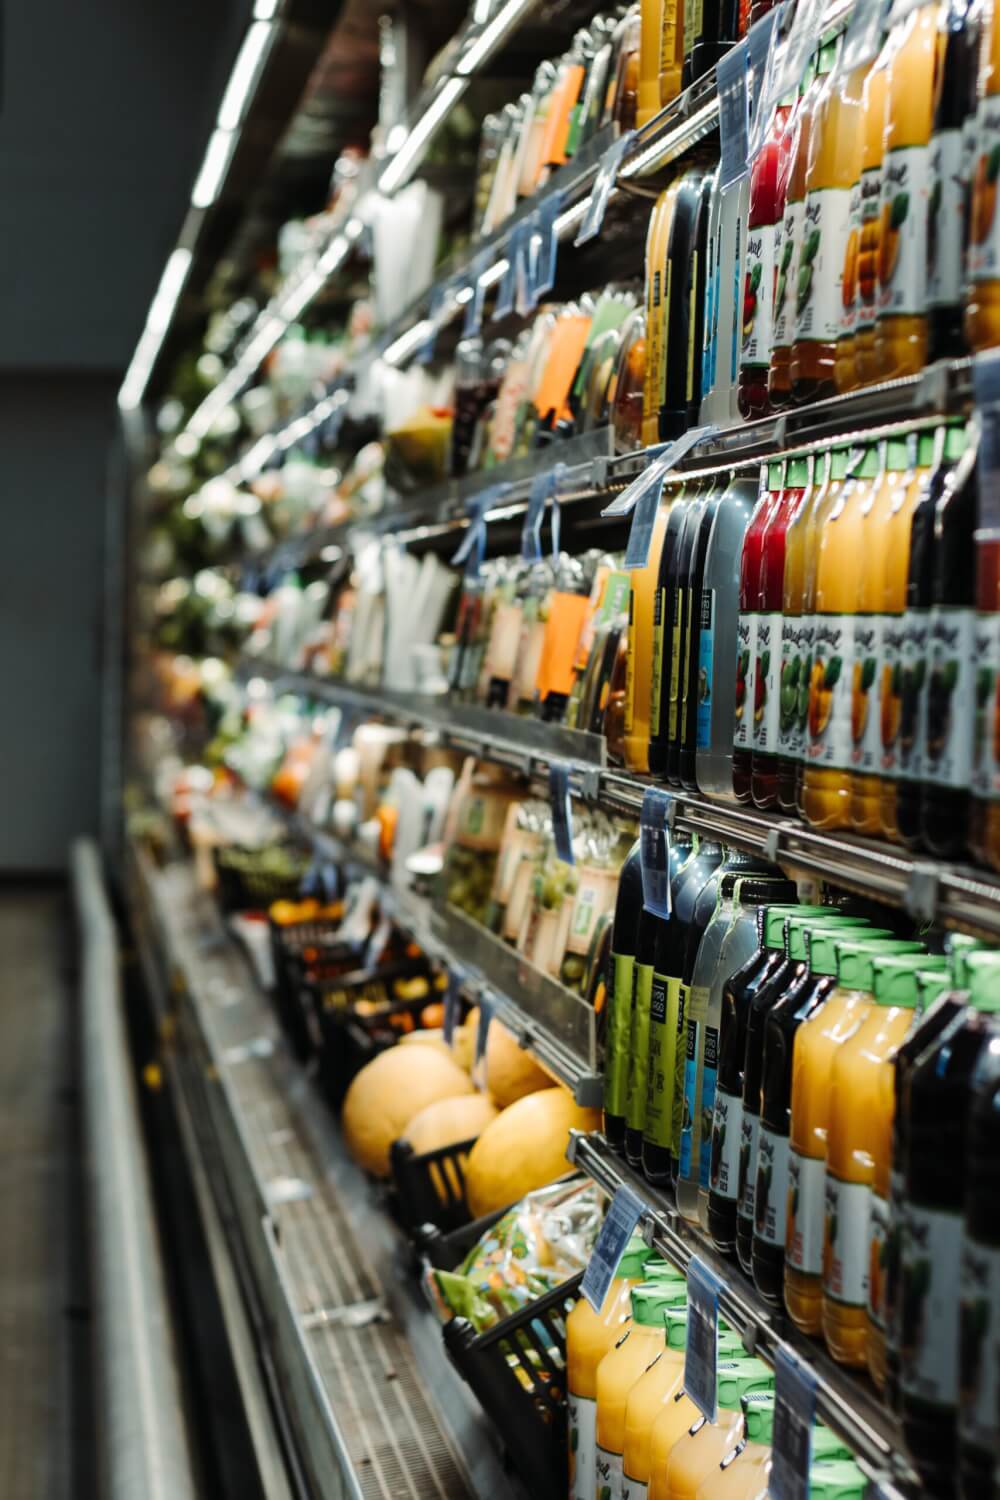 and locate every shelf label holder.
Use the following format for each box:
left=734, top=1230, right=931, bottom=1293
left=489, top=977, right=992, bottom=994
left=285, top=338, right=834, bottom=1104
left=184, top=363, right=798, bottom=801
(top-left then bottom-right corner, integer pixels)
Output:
left=575, top=130, right=635, bottom=247
left=717, top=40, right=750, bottom=190
left=580, top=1184, right=646, bottom=1312
left=549, top=762, right=575, bottom=865
left=684, top=1256, right=722, bottom=1421
left=771, top=1346, right=817, bottom=1500
left=640, top=788, right=672, bottom=917
left=624, top=468, right=668, bottom=570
